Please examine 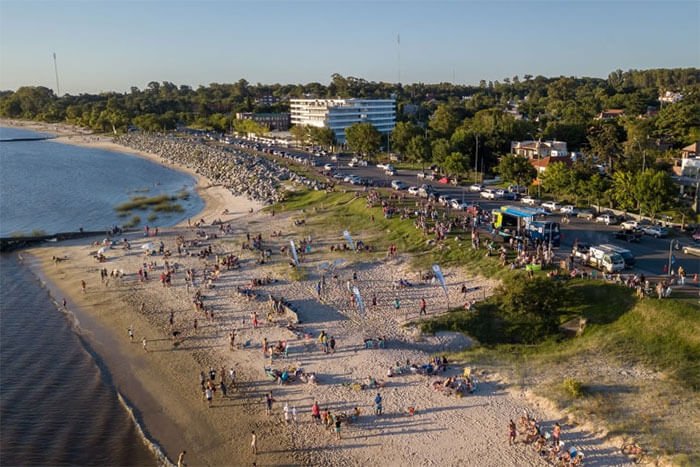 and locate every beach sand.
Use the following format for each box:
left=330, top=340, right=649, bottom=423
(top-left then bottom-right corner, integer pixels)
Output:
left=5, top=119, right=632, bottom=466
